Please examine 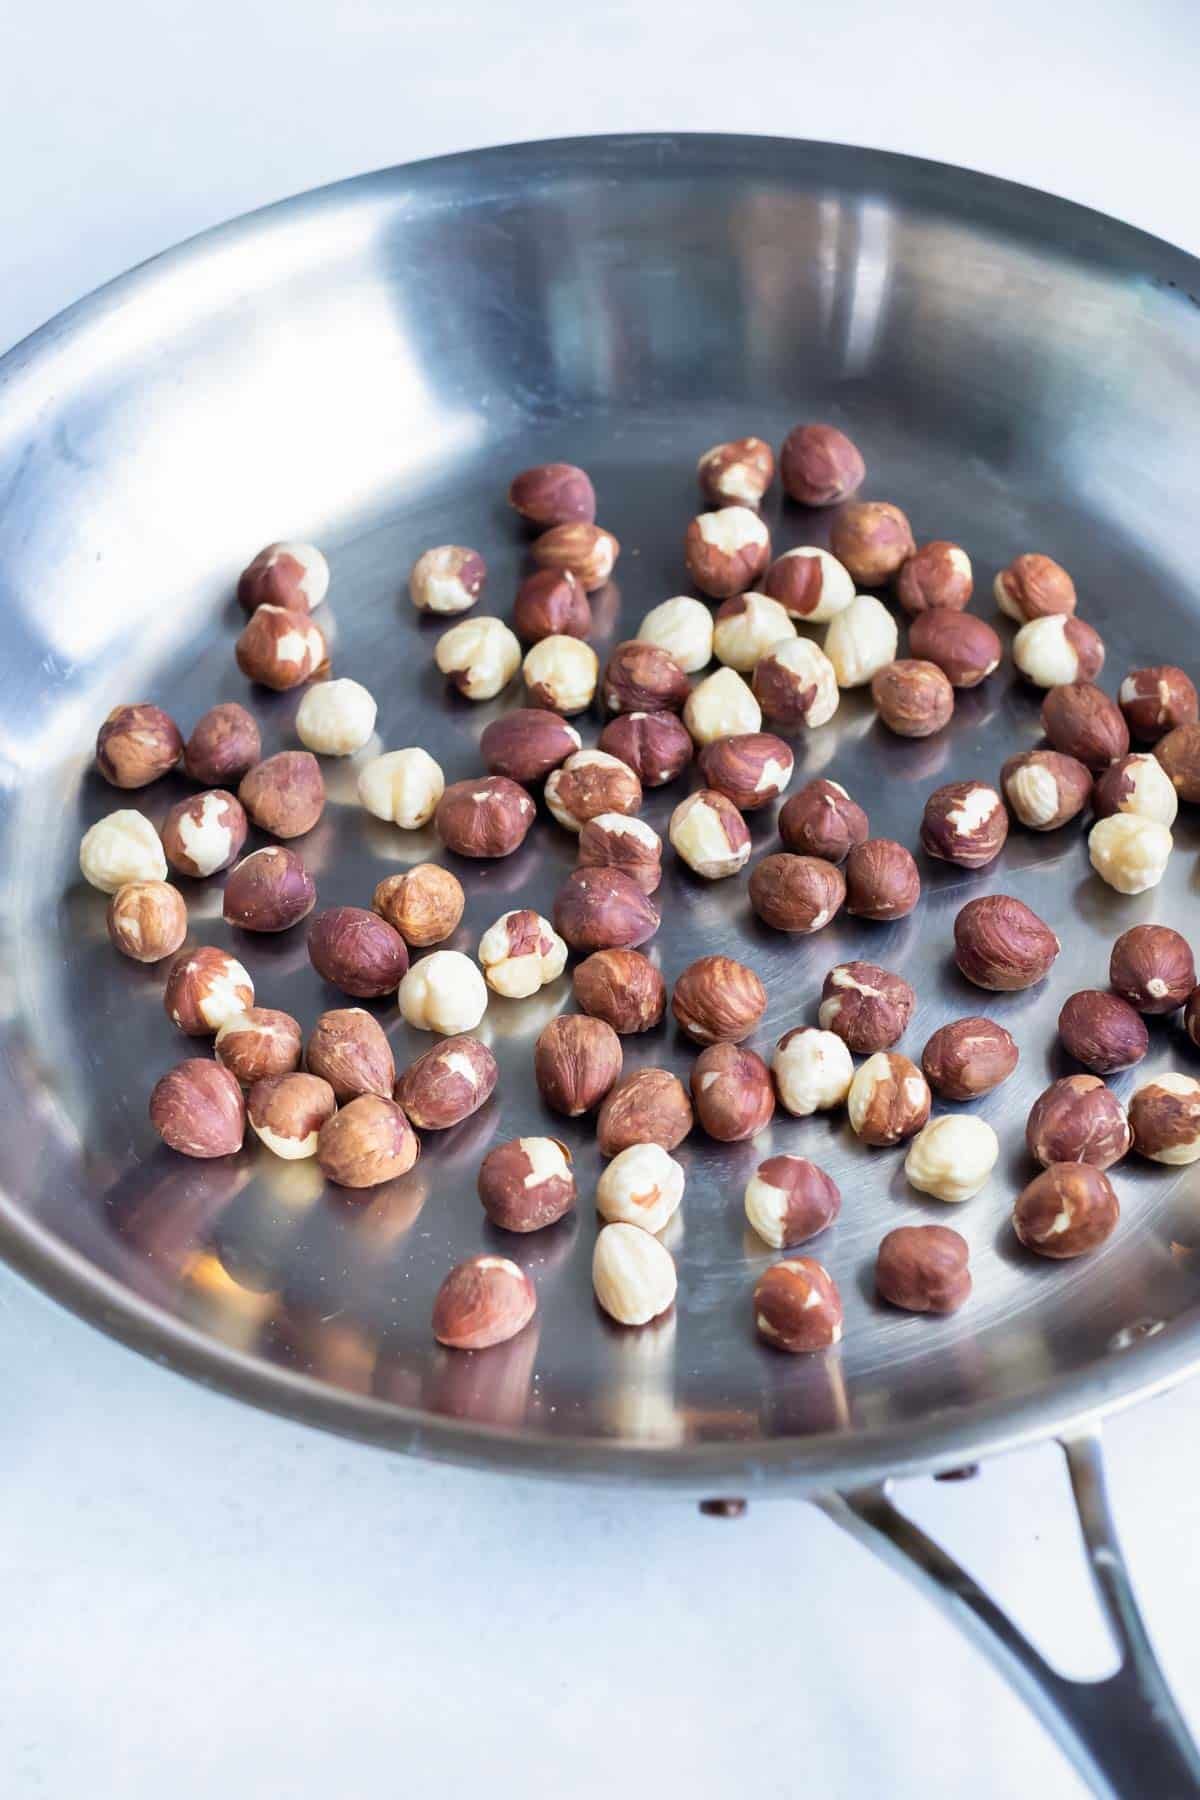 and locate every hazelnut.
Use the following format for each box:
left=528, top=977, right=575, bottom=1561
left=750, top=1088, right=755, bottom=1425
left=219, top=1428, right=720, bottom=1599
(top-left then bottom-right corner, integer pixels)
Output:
left=578, top=813, right=663, bottom=894
left=478, top=1137, right=575, bottom=1232
left=779, top=423, right=865, bottom=506
left=305, top=1008, right=395, bottom=1102
left=552, top=868, right=660, bottom=953
left=844, top=838, right=921, bottom=920
left=235, top=604, right=327, bottom=690
left=1186, top=987, right=1200, bottom=1049
left=95, top=703, right=183, bottom=788
left=598, top=711, right=693, bottom=787
left=921, top=1016, right=1018, bottom=1100
left=545, top=750, right=642, bottom=832
left=1155, top=722, right=1200, bottom=802
left=1000, top=749, right=1092, bottom=830
left=480, top=709, right=581, bottom=783
left=1041, top=683, right=1129, bottom=771
left=871, top=659, right=955, bottom=737
left=682, top=666, right=762, bottom=745
left=597, top=1143, right=686, bottom=1232
left=512, top=569, right=592, bottom=643
left=1013, top=1164, right=1119, bottom=1256
left=876, top=1226, right=971, bottom=1314
left=531, top=521, right=619, bottom=591
left=772, top=1027, right=854, bottom=1115
left=215, top=1007, right=303, bottom=1085
left=672, top=954, right=766, bottom=1044
left=478, top=909, right=568, bottom=997
left=509, top=461, right=596, bottom=527
left=522, top=634, right=600, bottom=713
left=183, top=702, right=261, bottom=786
left=1129, top=1074, right=1200, bottom=1163
left=830, top=501, right=914, bottom=586
left=237, top=541, right=328, bottom=613
left=164, top=945, right=254, bottom=1035
left=408, top=544, right=486, bottom=614
left=317, top=1094, right=420, bottom=1188
left=1013, top=615, right=1105, bottom=689
left=711, top=592, right=795, bottom=672
left=162, top=789, right=247, bottom=878
left=80, top=809, right=167, bottom=892
left=1088, top=815, right=1173, bottom=894
left=1120, top=666, right=1199, bottom=743
left=1026, top=1074, right=1131, bottom=1170
left=435, top=775, right=536, bottom=859
left=753, top=1258, right=843, bottom=1353
left=398, top=950, right=488, bottom=1034
left=237, top=750, right=325, bottom=841
left=434, top=616, right=522, bottom=700
left=602, top=640, right=690, bottom=714
left=1058, top=991, right=1148, bottom=1074
left=683, top=506, right=770, bottom=598
left=895, top=541, right=973, bottom=615
left=573, top=949, right=666, bottom=1034
left=905, top=1114, right=999, bottom=1201
left=778, top=779, right=867, bottom=862
left=149, top=1059, right=246, bottom=1158
left=295, top=678, right=377, bottom=756
left=762, top=546, right=855, bottom=622
left=848, top=1053, right=931, bottom=1146
left=372, top=864, right=464, bottom=946
left=669, top=790, right=752, bottom=880
left=395, top=1034, right=497, bottom=1129
left=636, top=596, right=714, bottom=674
left=824, top=594, right=900, bottom=688
left=953, top=895, right=1060, bottom=991
left=222, top=846, right=315, bottom=932
left=919, top=781, right=1009, bottom=869
left=697, top=436, right=775, bottom=507
left=433, top=1256, right=536, bottom=1350
left=752, top=637, right=840, bottom=728
left=994, top=553, right=1076, bottom=622
left=1109, top=924, right=1195, bottom=1013
left=592, top=1223, right=676, bottom=1326
left=106, top=880, right=187, bottom=962
left=818, top=962, right=915, bottom=1053
left=1092, top=753, right=1178, bottom=826
left=308, top=906, right=409, bottom=997
left=744, top=1156, right=840, bottom=1249
left=691, top=1042, right=775, bottom=1141
left=247, top=1072, right=336, bottom=1160
left=908, top=610, right=1002, bottom=688
left=357, top=746, right=445, bottom=828
left=748, top=853, right=845, bottom=932
left=597, top=1068, right=692, bottom=1157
